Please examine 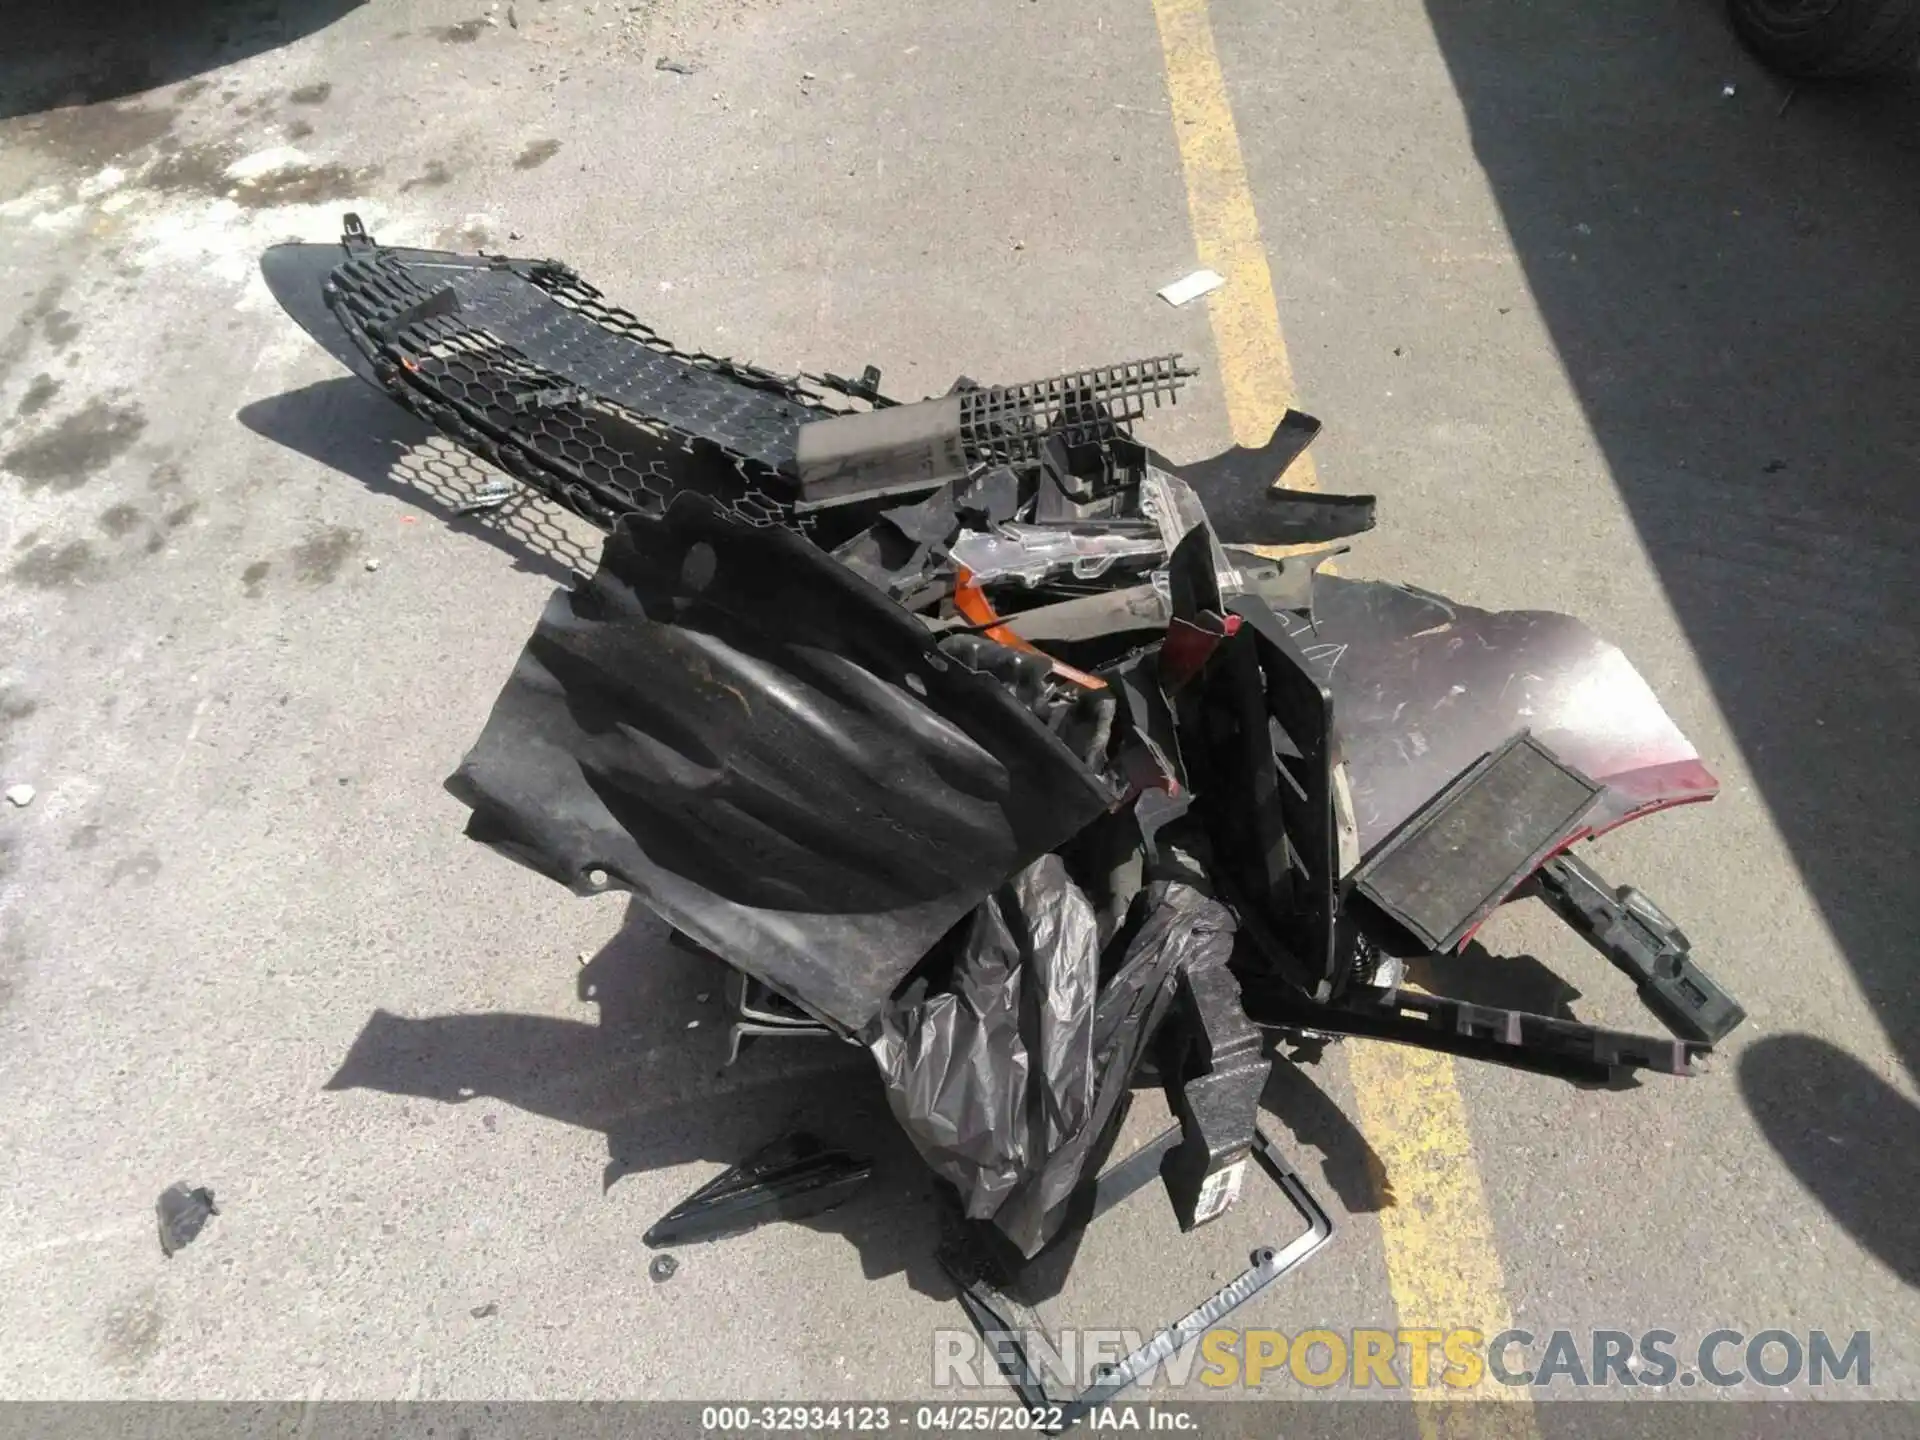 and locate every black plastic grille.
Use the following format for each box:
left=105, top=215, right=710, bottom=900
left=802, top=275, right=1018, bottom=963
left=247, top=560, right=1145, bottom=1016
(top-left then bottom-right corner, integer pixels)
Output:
left=958, top=355, right=1195, bottom=465
left=323, top=247, right=860, bottom=534
left=320, top=239, right=1194, bottom=544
